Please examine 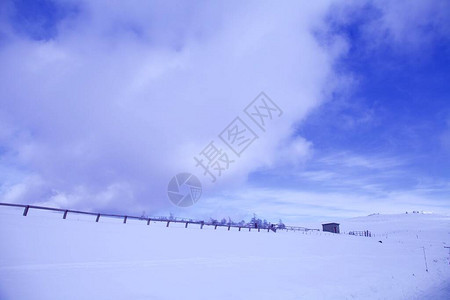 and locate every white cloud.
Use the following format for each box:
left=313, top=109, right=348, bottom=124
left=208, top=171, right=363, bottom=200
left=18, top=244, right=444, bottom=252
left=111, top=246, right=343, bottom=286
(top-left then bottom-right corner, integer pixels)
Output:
left=0, top=1, right=347, bottom=214
left=317, top=152, right=407, bottom=170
